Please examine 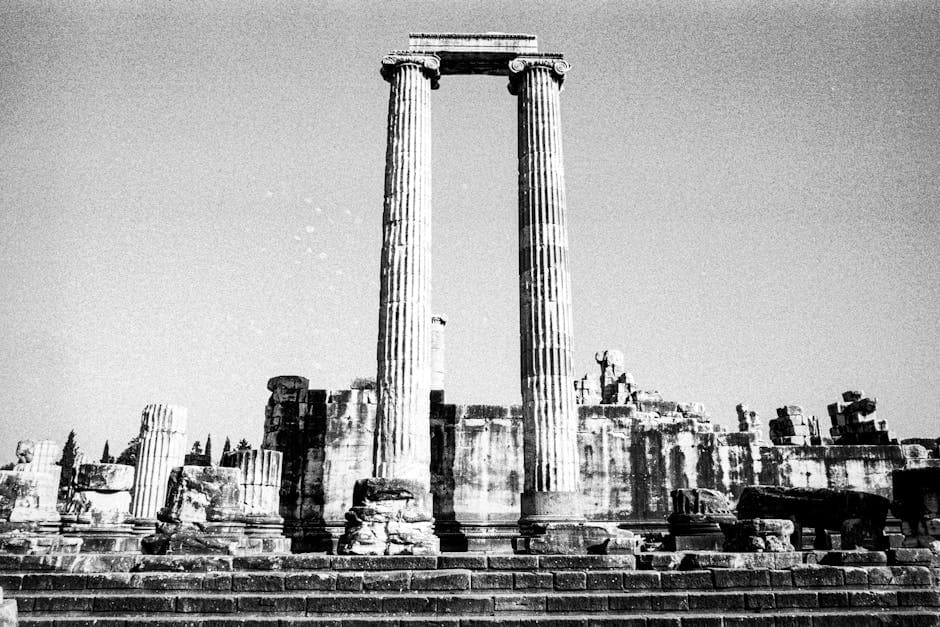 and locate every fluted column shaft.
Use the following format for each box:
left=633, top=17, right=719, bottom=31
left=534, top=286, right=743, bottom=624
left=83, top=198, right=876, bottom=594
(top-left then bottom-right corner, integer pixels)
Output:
left=510, top=58, right=583, bottom=520
left=374, top=54, right=439, bottom=489
left=130, top=404, right=187, bottom=520
left=222, top=449, right=283, bottom=518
